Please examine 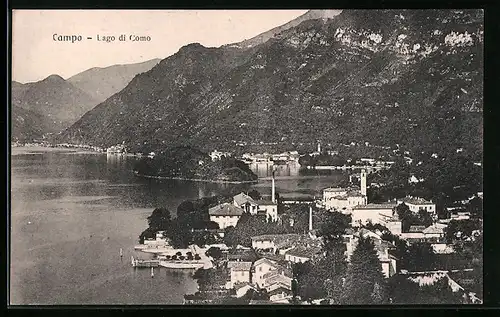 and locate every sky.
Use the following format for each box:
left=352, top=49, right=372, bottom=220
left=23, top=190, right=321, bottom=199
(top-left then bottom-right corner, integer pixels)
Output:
left=11, top=10, right=308, bottom=83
